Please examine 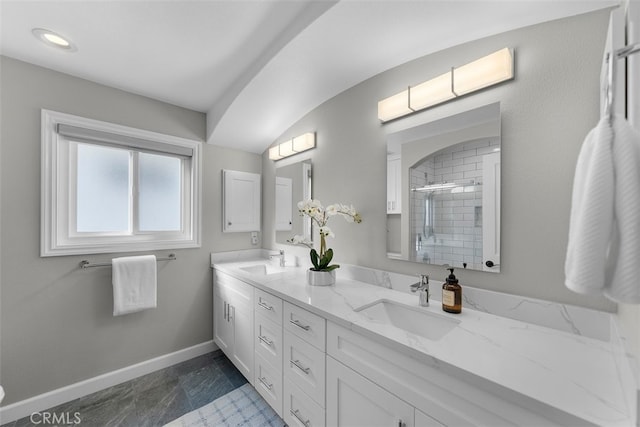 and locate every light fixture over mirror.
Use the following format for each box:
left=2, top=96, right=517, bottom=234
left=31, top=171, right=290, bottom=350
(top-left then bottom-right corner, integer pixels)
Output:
left=269, top=132, right=316, bottom=161
left=378, top=48, right=514, bottom=122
